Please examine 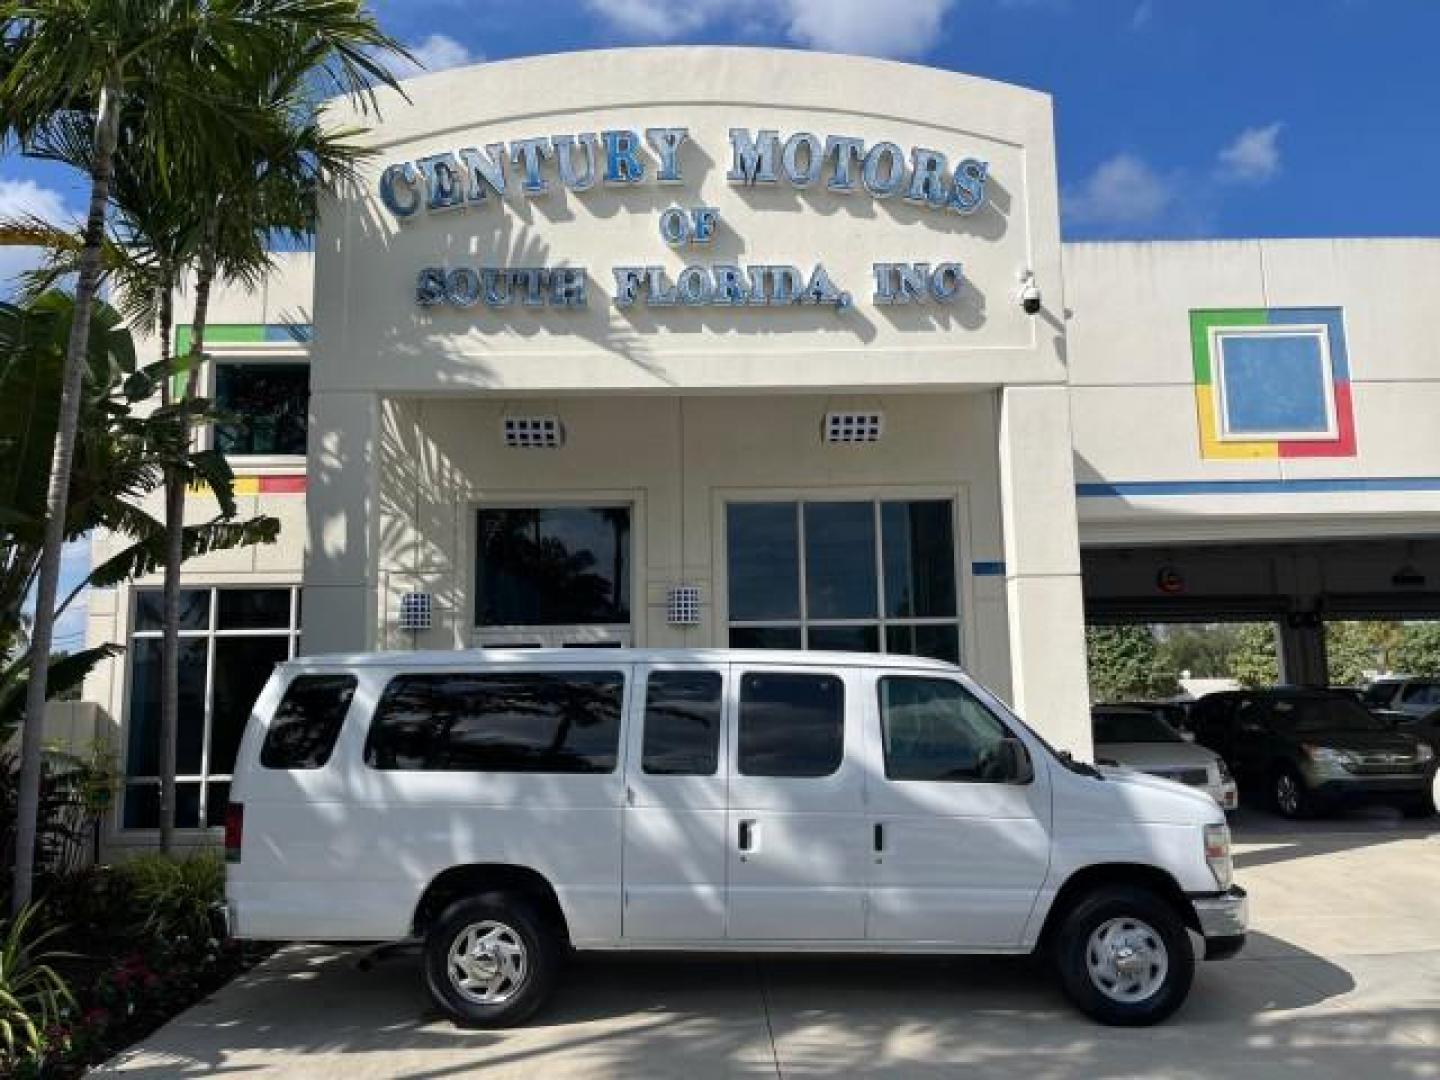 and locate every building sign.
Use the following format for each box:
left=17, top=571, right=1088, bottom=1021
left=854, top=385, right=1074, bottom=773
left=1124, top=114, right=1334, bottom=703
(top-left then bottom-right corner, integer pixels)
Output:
left=379, top=126, right=991, bottom=314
